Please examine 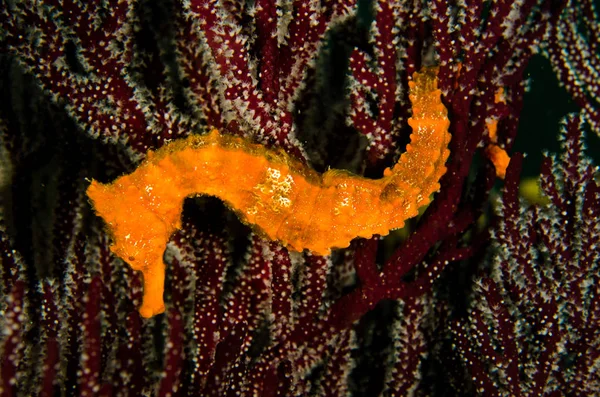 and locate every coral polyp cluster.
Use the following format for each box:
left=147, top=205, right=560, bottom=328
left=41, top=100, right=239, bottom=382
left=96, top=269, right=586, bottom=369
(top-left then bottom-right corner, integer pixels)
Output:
left=1, top=0, right=598, bottom=395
